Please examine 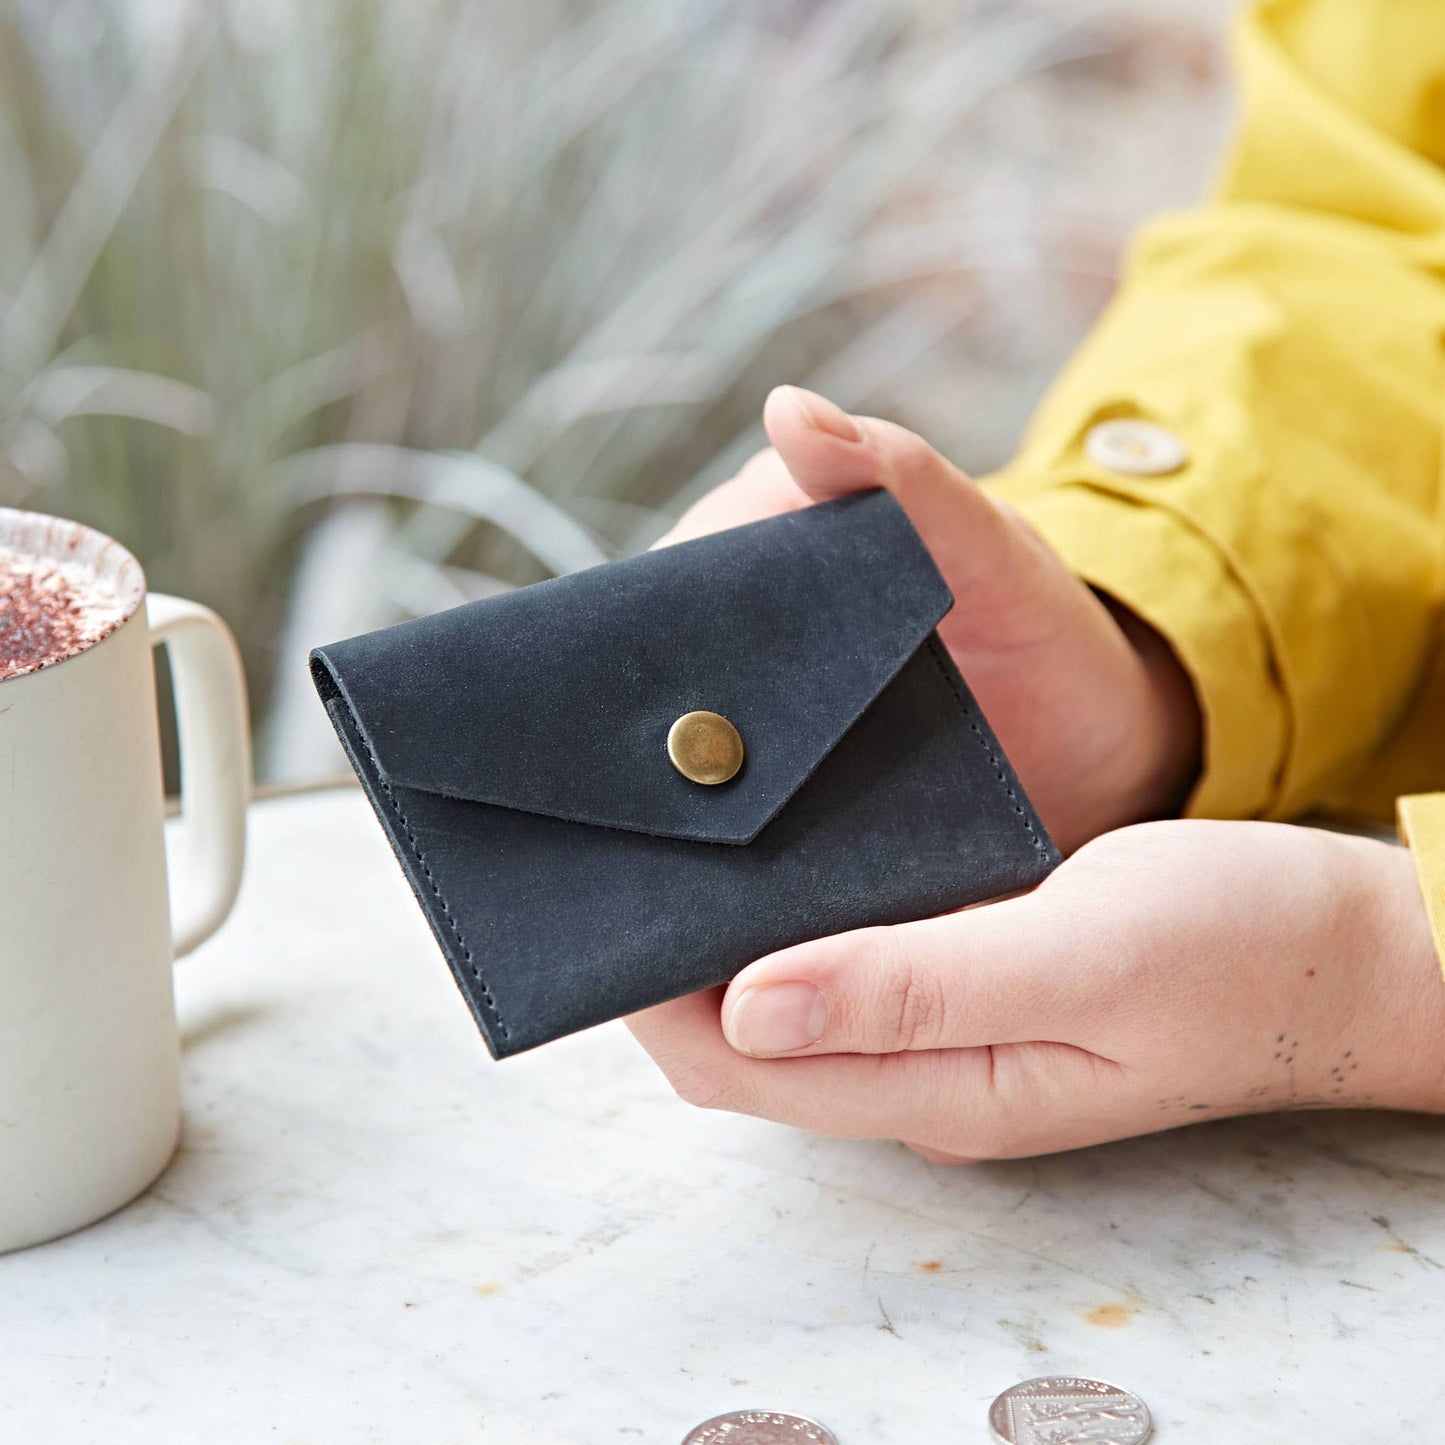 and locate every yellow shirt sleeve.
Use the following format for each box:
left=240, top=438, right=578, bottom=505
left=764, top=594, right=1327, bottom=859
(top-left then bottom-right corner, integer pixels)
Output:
left=1399, top=795, right=1445, bottom=978
left=984, top=0, right=1445, bottom=825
